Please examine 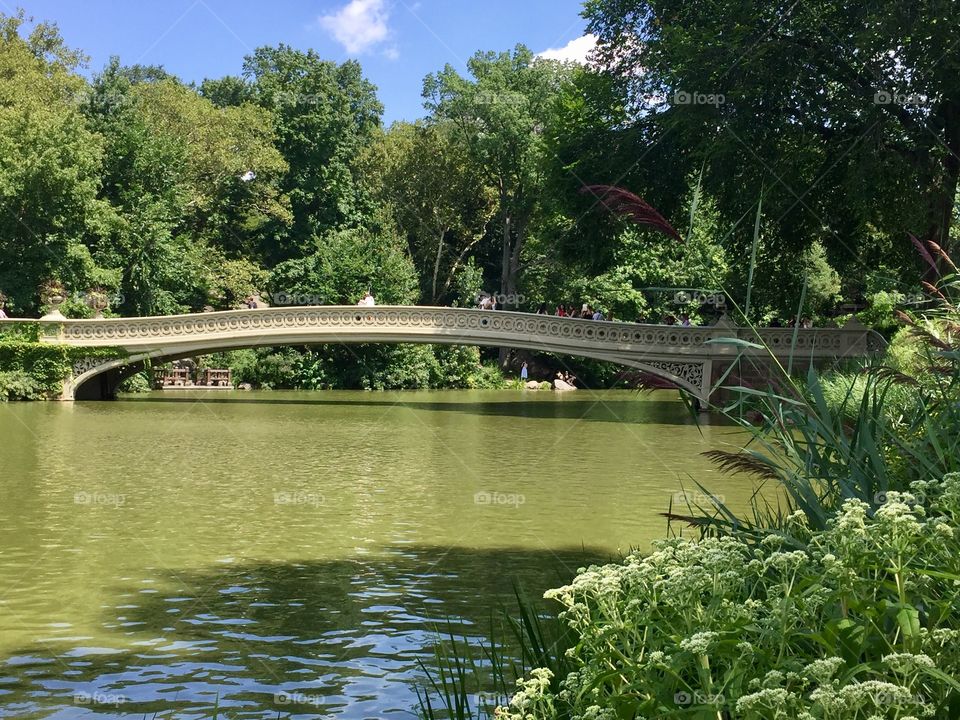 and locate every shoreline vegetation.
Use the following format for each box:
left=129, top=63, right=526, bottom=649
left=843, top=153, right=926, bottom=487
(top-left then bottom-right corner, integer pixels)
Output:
left=417, top=245, right=960, bottom=719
